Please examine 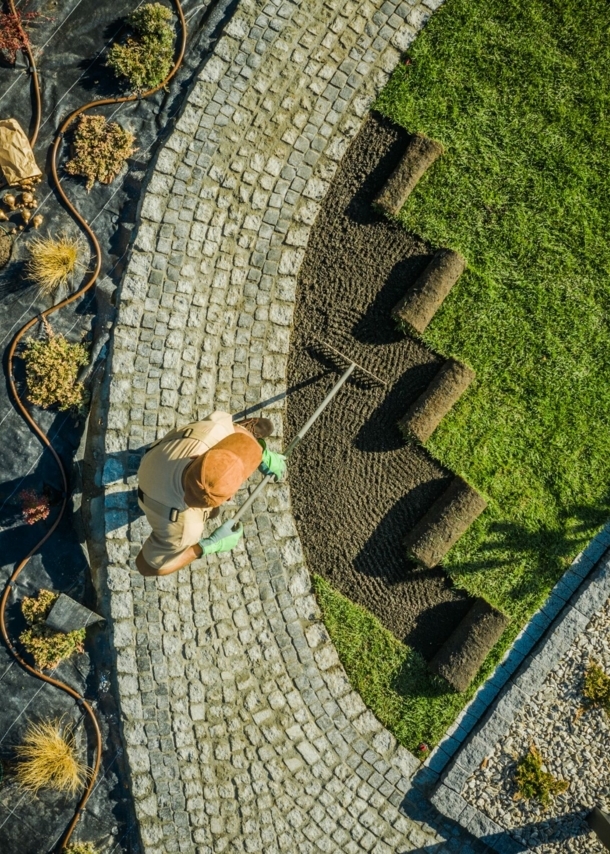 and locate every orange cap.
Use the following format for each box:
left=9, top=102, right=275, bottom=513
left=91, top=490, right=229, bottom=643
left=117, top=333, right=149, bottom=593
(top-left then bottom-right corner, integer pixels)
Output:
left=184, top=431, right=262, bottom=508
